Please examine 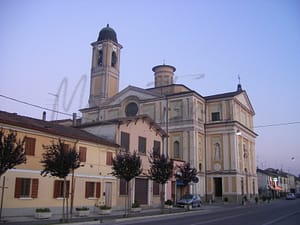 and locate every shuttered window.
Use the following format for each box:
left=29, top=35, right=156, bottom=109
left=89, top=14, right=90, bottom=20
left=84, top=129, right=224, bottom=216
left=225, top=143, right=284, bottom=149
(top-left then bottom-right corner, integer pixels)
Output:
left=79, top=146, right=87, bottom=162
left=106, top=152, right=113, bottom=165
left=121, top=132, right=130, bottom=151
left=85, top=182, right=101, bottom=198
left=153, top=141, right=161, bottom=157
left=138, top=136, right=146, bottom=155
left=25, top=137, right=36, bottom=156
left=153, top=182, right=160, bottom=196
left=119, top=178, right=128, bottom=195
left=53, top=180, right=70, bottom=198
left=14, top=178, right=39, bottom=198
